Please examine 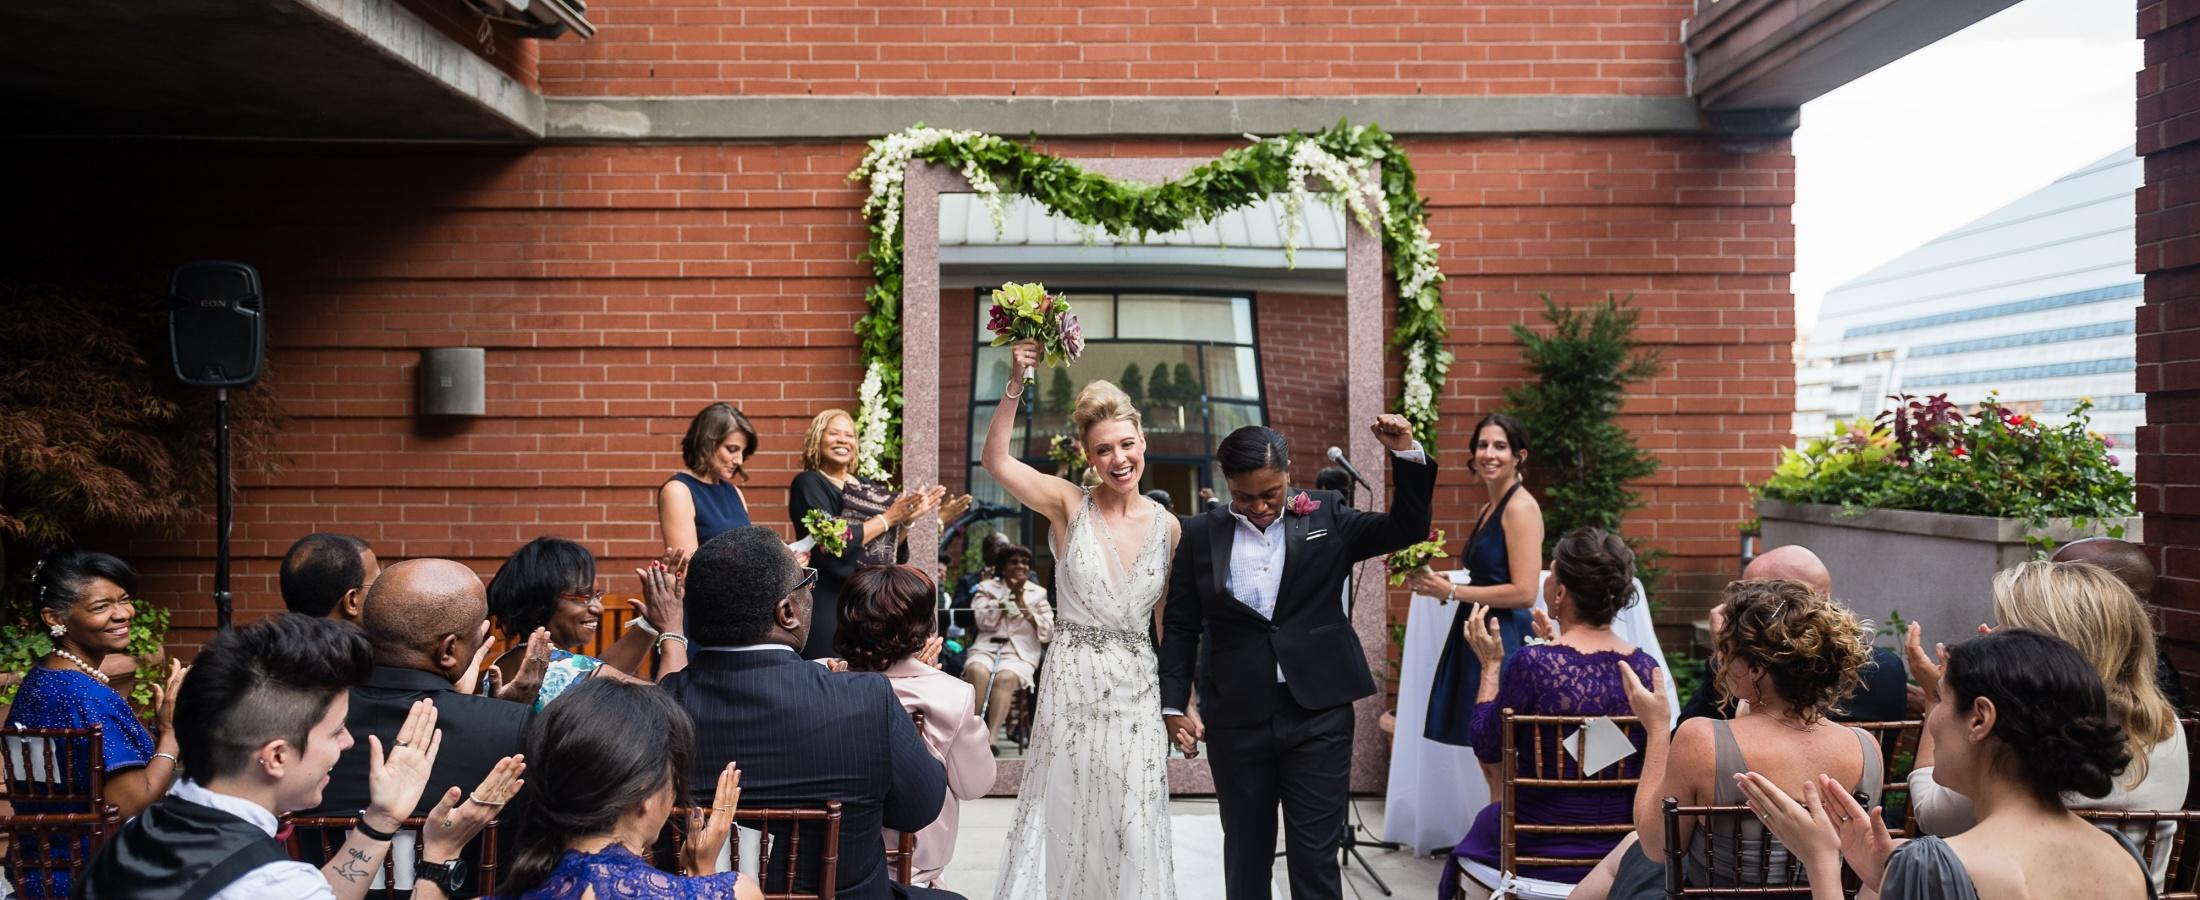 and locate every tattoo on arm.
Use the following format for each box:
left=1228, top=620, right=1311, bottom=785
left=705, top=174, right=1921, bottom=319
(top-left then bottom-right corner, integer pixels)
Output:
left=332, top=848, right=374, bottom=883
